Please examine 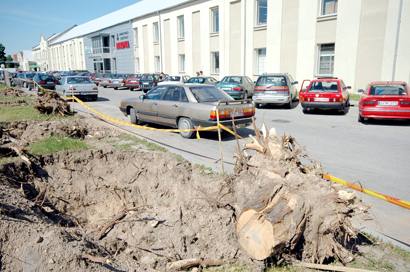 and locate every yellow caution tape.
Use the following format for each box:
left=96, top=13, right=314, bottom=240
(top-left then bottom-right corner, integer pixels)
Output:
left=323, top=174, right=410, bottom=210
